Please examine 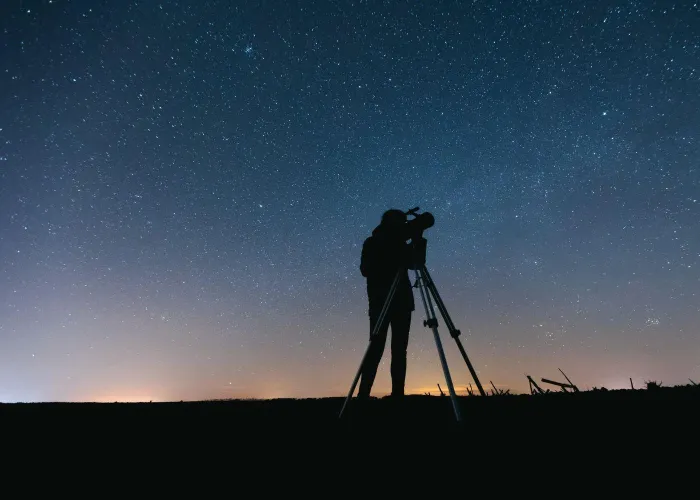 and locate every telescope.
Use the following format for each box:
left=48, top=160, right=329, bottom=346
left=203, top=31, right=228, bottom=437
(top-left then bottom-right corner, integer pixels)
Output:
left=403, top=206, right=435, bottom=240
